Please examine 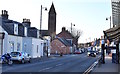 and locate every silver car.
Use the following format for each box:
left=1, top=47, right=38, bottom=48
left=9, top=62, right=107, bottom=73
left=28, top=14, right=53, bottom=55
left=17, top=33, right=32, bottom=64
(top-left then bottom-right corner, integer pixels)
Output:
left=10, top=52, right=31, bottom=64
